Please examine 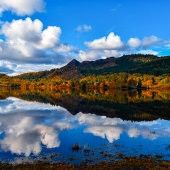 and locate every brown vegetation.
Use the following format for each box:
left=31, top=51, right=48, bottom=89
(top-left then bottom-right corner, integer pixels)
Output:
left=71, top=144, right=81, bottom=151
left=0, top=155, right=170, bottom=170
